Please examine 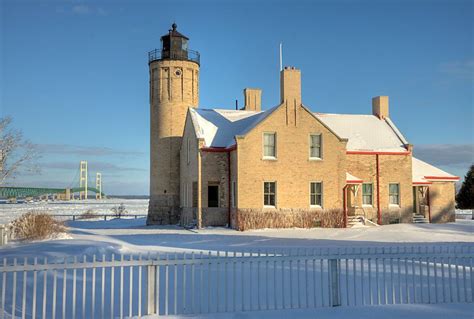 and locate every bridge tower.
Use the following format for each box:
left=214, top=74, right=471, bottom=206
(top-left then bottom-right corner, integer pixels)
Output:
left=79, top=160, right=88, bottom=200
left=96, top=173, right=102, bottom=200
left=147, top=23, right=200, bottom=225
